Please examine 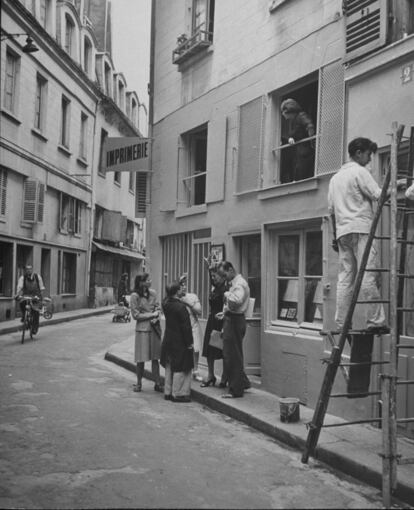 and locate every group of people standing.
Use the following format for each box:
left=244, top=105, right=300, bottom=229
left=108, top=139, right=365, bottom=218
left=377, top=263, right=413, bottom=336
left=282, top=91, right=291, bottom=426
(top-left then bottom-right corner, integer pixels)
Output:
left=128, top=260, right=251, bottom=403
